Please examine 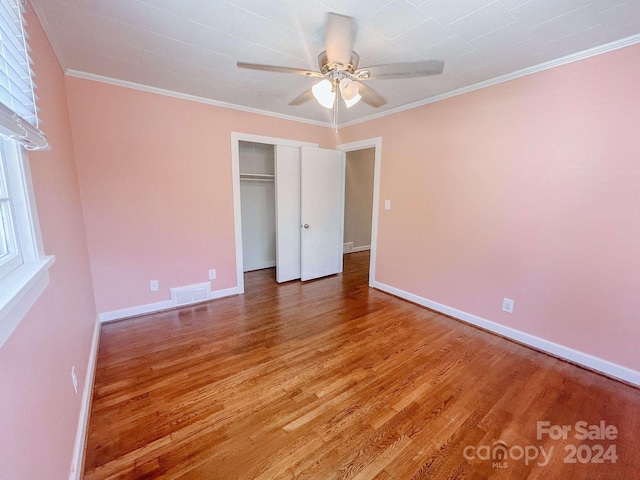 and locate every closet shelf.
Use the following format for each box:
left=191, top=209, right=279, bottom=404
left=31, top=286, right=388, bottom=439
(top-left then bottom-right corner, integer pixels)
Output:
left=240, top=173, right=275, bottom=181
